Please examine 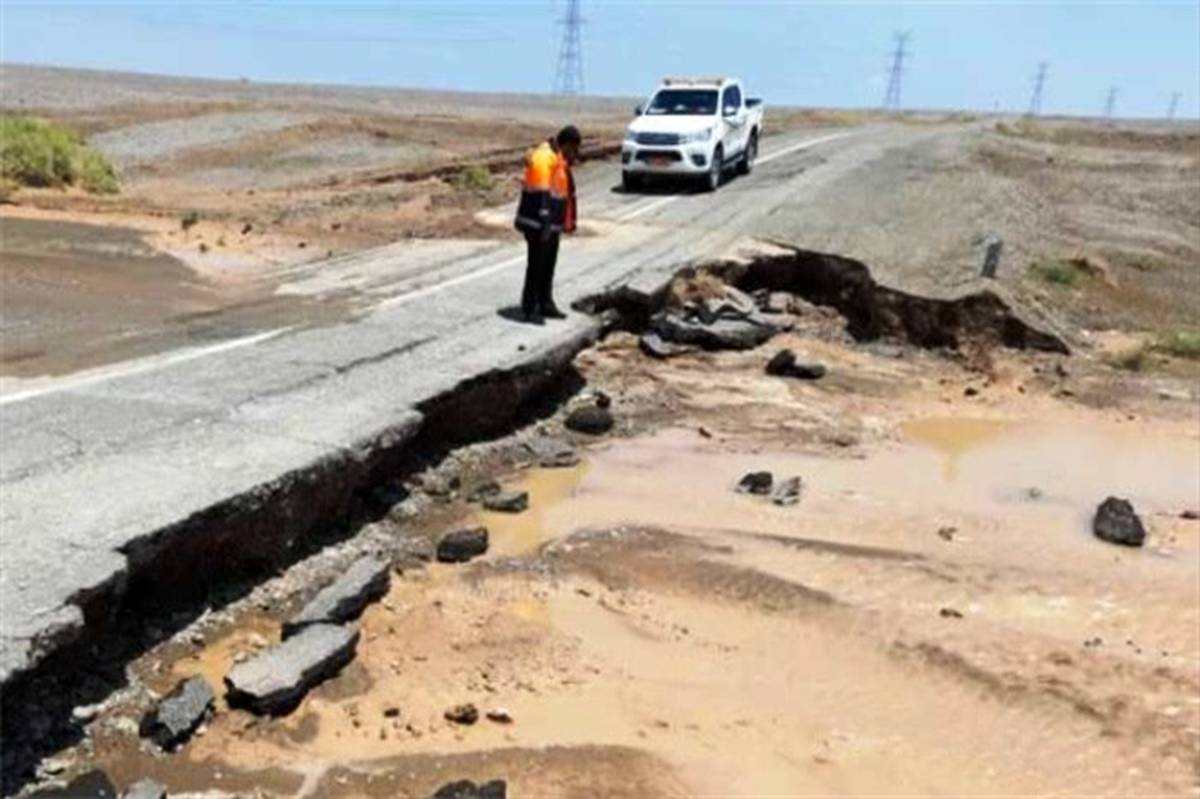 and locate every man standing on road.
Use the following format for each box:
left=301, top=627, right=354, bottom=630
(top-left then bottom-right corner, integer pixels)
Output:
left=514, top=125, right=580, bottom=322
